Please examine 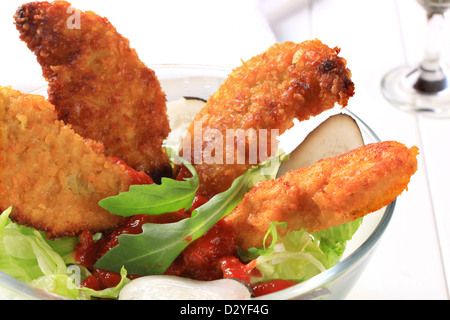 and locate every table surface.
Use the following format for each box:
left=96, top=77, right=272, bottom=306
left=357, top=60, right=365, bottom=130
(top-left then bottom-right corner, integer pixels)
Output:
left=0, top=0, right=449, bottom=300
